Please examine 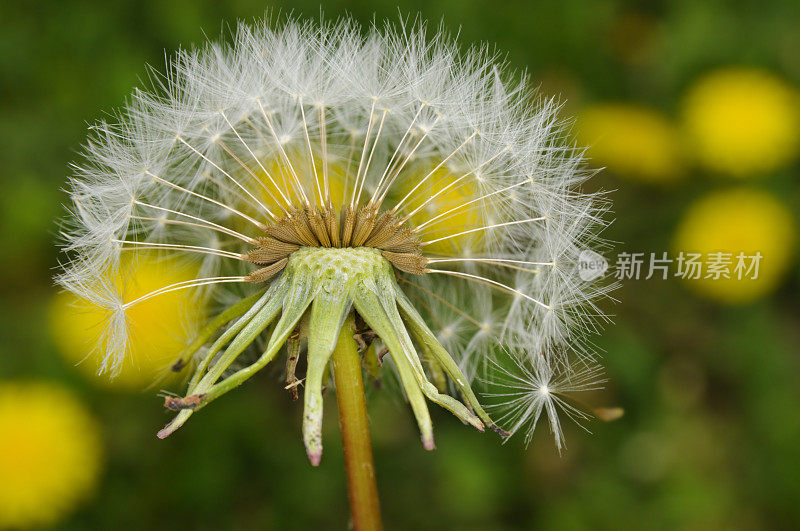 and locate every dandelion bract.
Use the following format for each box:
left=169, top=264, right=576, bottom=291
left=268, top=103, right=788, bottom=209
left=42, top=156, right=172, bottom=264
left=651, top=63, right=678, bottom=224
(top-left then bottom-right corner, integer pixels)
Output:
left=56, top=15, right=613, bottom=460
